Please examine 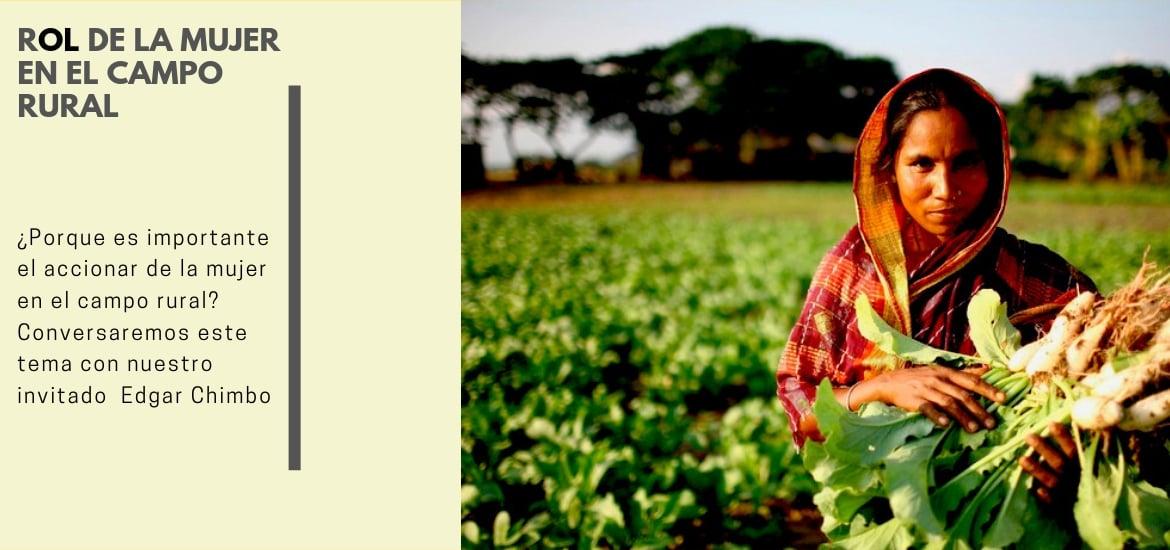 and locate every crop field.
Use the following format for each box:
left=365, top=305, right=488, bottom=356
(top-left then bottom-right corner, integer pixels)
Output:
left=460, top=182, right=1170, bottom=548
